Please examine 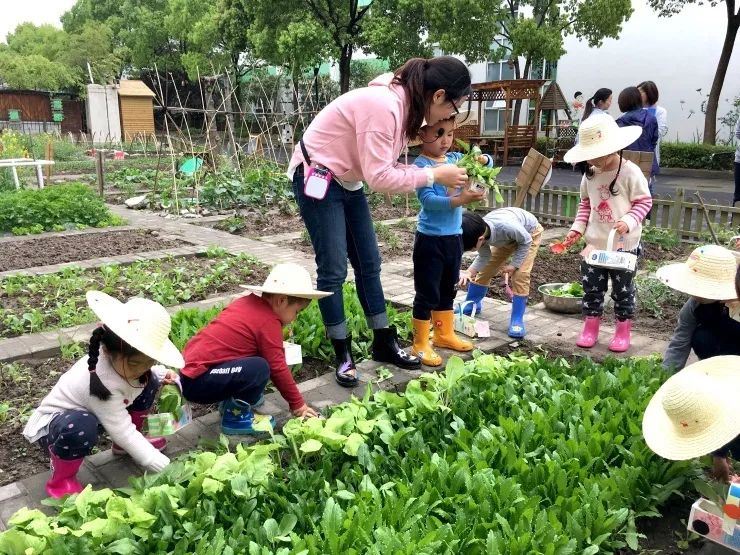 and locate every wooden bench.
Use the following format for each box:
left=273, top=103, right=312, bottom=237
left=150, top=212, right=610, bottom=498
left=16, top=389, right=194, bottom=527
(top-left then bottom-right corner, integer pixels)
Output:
left=494, top=125, right=537, bottom=166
